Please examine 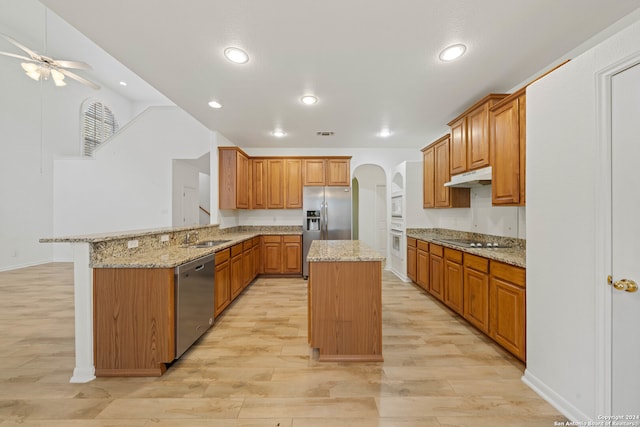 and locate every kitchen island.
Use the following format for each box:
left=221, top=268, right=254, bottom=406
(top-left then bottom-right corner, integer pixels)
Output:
left=307, top=240, right=385, bottom=362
